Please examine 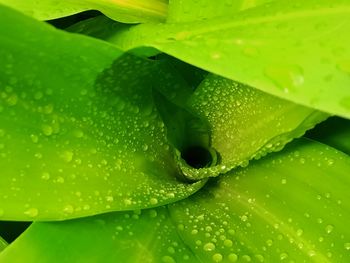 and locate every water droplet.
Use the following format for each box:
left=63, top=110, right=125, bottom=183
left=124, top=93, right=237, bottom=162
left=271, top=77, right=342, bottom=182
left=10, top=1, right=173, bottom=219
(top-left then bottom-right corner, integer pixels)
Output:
left=56, top=176, right=65, bottom=183
left=162, top=255, right=176, bottom=263
left=24, top=208, right=38, bottom=218
left=211, top=52, right=222, bottom=59
left=149, top=198, right=158, bottom=205
left=325, top=224, right=334, bottom=234
left=266, top=239, right=273, bottom=246
left=241, top=215, right=248, bottom=221
left=142, top=144, right=149, bottom=151
left=344, top=242, right=350, bottom=250
left=203, top=242, right=216, bottom=251
left=106, top=196, right=114, bottom=202
left=41, top=172, right=50, bottom=180
left=42, top=125, right=53, bottom=136
left=296, top=229, right=303, bottom=236
left=242, top=255, right=251, bottom=262
left=280, top=252, right=288, bottom=260
left=61, top=151, right=74, bottom=162
left=228, top=253, right=238, bottom=262
left=30, top=134, right=39, bottom=143
left=7, top=94, right=18, bottom=106
left=212, top=253, right=223, bottom=262
left=63, top=205, right=74, bottom=214
left=224, top=239, right=233, bottom=247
